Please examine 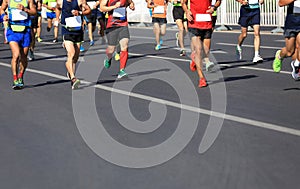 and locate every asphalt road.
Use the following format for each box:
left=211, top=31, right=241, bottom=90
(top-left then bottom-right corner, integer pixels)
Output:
left=0, top=24, right=300, bottom=189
